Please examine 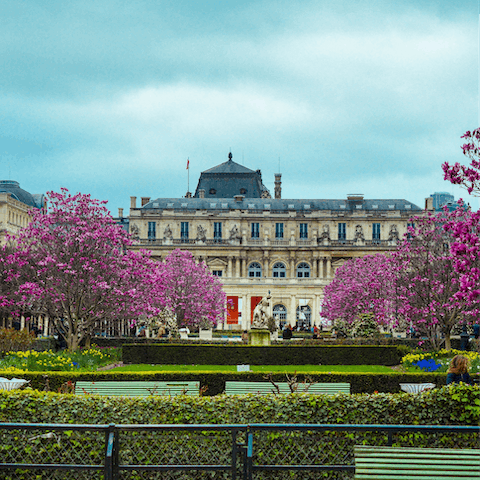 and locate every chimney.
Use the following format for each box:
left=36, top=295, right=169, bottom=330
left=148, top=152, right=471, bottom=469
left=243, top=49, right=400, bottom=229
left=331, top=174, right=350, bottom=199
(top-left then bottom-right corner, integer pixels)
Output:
left=199, top=189, right=205, bottom=199
left=425, top=197, right=434, bottom=211
left=130, top=196, right=136, bottom=209
left=118, top=208, right=124, bottom=218
left=274, top=173, right=282, bottom=199
left=141, top=197, right=151, bottom=207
